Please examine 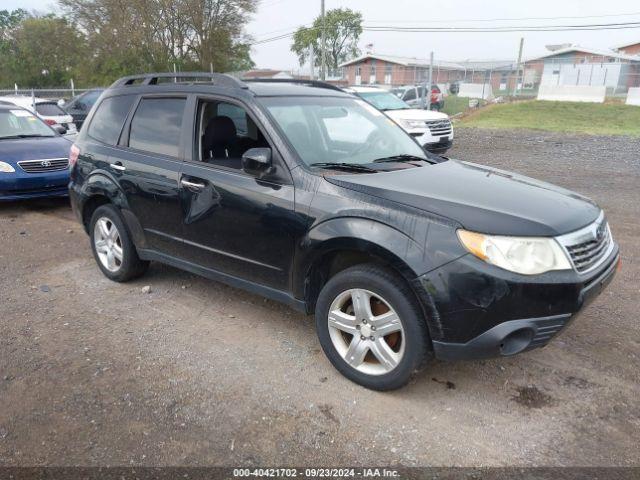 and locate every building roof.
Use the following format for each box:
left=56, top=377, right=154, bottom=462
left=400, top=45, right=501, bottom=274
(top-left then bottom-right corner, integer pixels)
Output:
left=612, top=40, right=640, bottom=50
left=525, top=45, right=640, bottom=62
left=339, top=54, right=465, bottom=70
left=339, top=53, right=518, bottom=71
left=241, top=69, right=293, bottom=79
